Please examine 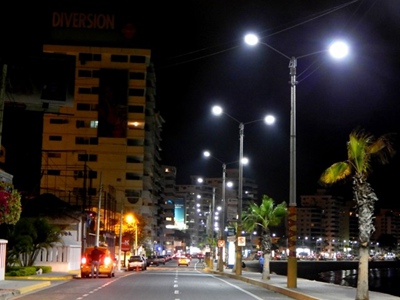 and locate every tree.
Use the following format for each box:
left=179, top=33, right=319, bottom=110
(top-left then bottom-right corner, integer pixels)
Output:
left=6, top=217, right=63, bottom=267
left=319, top=128, right=395, bottom=300
left=242, top=195, right=287, bottom=280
